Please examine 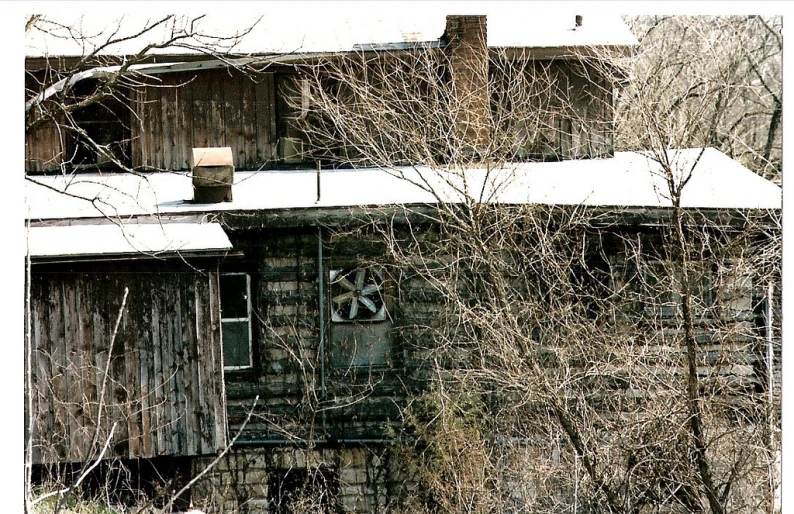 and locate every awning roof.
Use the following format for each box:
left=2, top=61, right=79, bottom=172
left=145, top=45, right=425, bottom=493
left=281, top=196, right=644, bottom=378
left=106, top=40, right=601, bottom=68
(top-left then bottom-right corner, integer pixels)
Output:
left=25, top=149, right=782, bottom=224
left=27, top=222, right=233, bottom=260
